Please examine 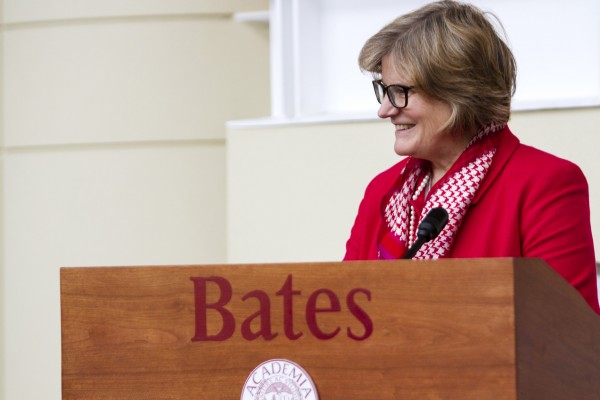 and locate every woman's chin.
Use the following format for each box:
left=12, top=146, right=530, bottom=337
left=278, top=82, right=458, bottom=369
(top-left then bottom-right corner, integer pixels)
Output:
left=393, top=141, right=413, bottom=157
